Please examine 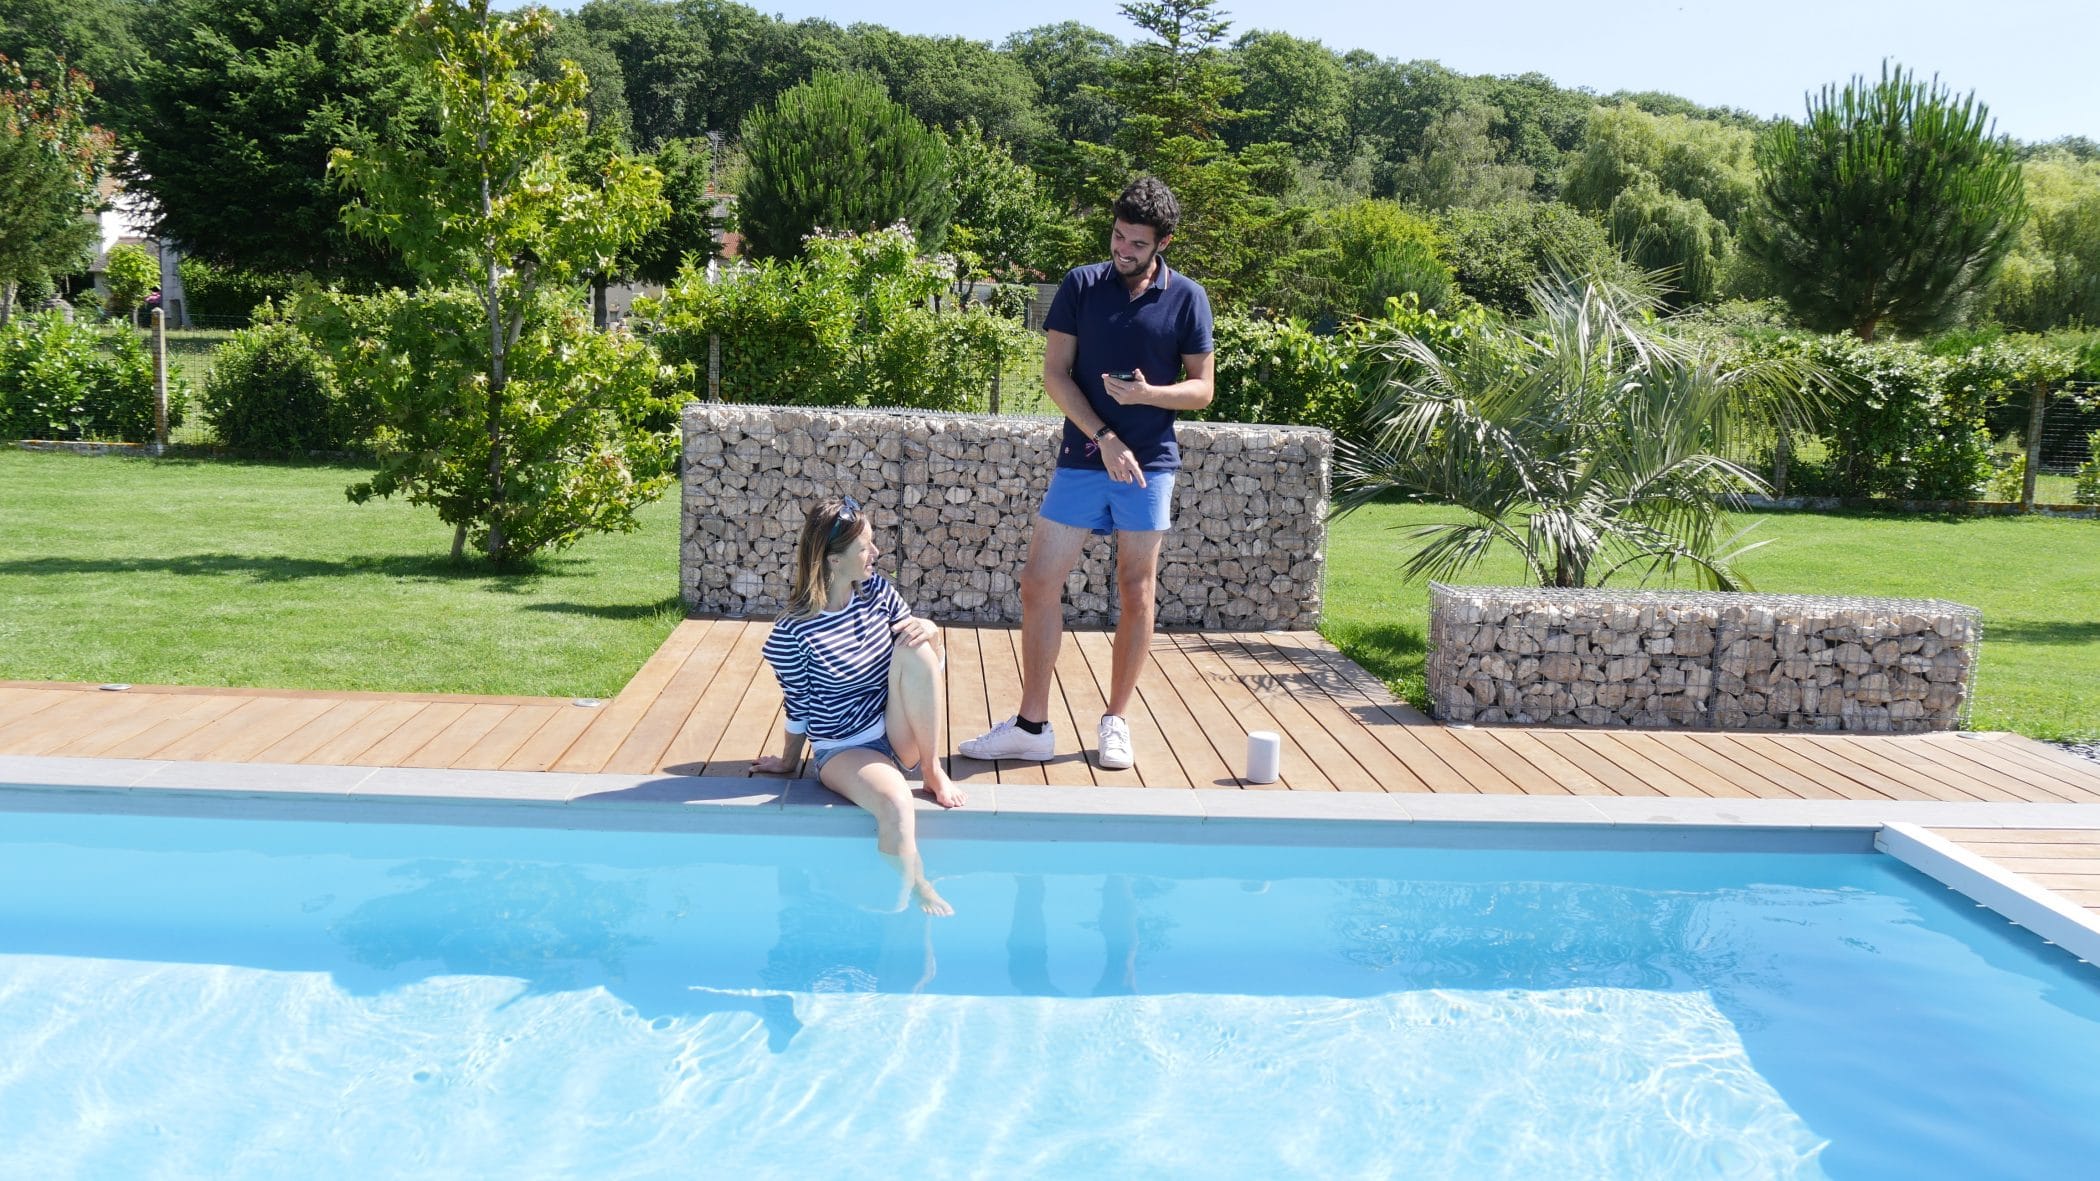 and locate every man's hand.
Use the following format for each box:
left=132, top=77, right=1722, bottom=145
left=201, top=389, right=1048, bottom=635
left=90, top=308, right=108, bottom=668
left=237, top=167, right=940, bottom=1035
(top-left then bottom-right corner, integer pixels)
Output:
left=1102, top=369, right=1150, bottom=406
left=1101, top=435, right=1147, bottom=488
